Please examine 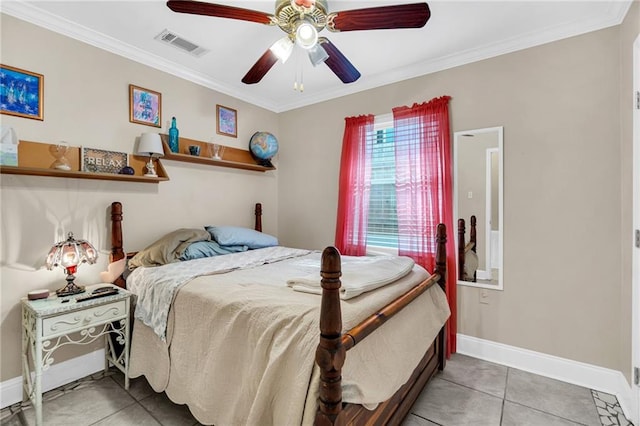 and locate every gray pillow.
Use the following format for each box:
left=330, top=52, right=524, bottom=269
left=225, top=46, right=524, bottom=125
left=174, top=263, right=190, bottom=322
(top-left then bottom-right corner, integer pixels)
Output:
left=128, top=228, right=211, bottom=269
